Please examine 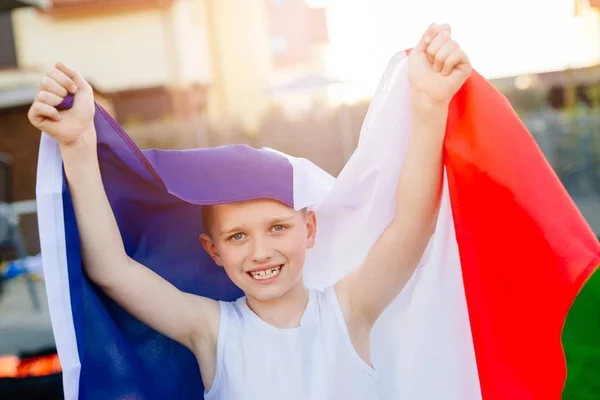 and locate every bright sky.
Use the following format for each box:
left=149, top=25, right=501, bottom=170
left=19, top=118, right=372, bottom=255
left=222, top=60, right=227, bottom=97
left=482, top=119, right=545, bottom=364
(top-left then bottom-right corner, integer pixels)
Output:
left=315, top=0, right=598, bottom=101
